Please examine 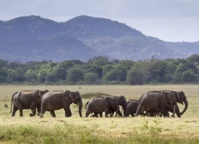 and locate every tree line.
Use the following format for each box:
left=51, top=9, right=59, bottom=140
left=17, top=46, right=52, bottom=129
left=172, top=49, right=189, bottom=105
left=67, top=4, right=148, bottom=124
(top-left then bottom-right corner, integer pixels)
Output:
left=1, top=54, right=199, bottom=85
